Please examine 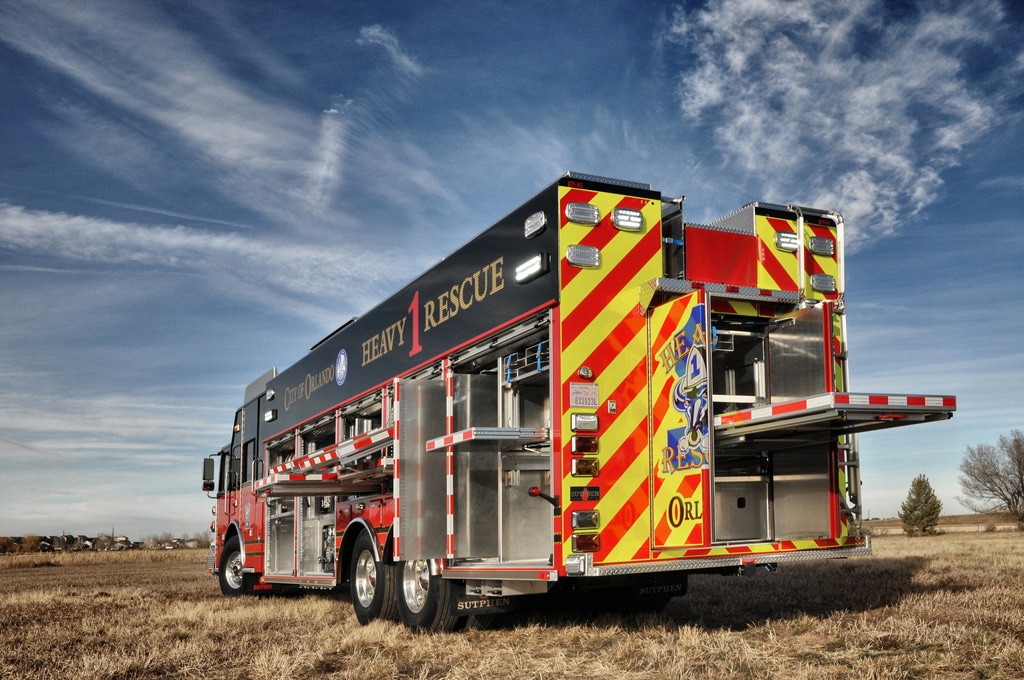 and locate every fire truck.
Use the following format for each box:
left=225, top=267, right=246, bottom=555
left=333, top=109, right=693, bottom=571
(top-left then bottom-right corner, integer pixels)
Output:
left=202, top=172, right=954, bottom=631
